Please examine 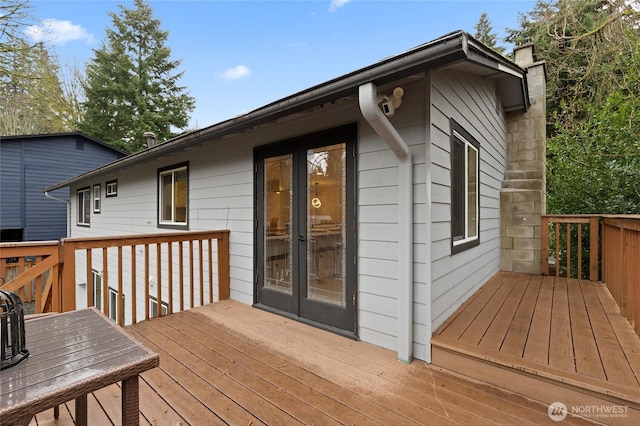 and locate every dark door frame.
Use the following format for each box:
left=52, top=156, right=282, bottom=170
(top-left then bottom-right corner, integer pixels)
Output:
left=254, top=124, right=358, bottom=335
